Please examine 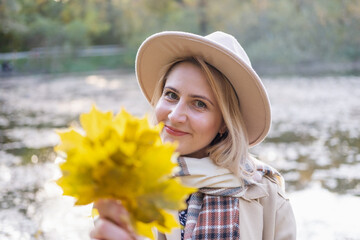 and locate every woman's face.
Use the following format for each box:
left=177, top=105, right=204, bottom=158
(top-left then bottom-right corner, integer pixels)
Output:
left=155, top=62, right=224, bottom=158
